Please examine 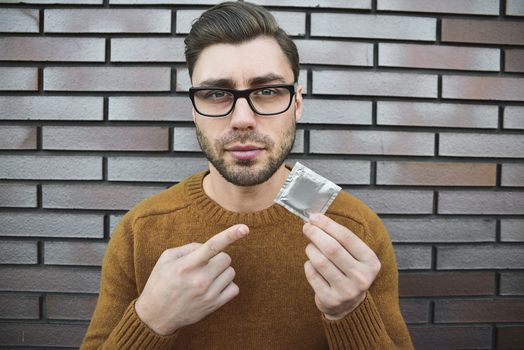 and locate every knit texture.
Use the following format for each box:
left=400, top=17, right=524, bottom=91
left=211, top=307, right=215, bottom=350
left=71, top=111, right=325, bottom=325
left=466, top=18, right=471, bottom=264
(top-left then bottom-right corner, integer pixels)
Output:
left=81, top=170, right=414, bottom=350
